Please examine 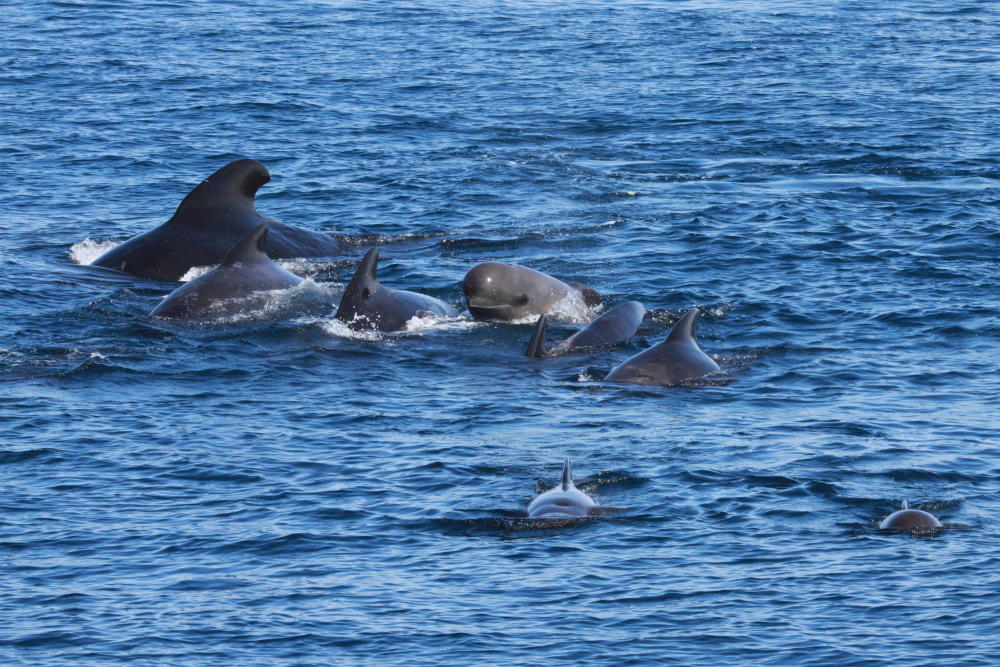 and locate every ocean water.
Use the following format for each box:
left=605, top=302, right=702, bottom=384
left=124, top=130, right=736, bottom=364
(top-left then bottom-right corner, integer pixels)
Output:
left=2, top=1, right=999, bottom=665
